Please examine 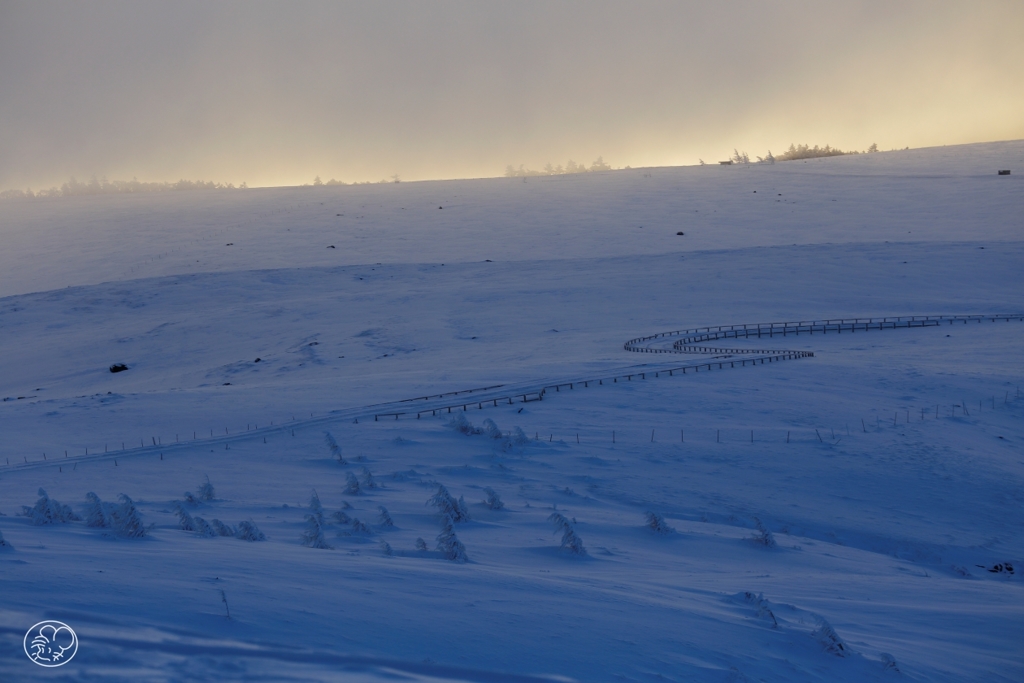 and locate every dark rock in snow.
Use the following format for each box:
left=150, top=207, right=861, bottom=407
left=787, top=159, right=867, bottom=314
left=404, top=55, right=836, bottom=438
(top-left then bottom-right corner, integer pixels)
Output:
left=109, top=363, right=129, bottom=373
